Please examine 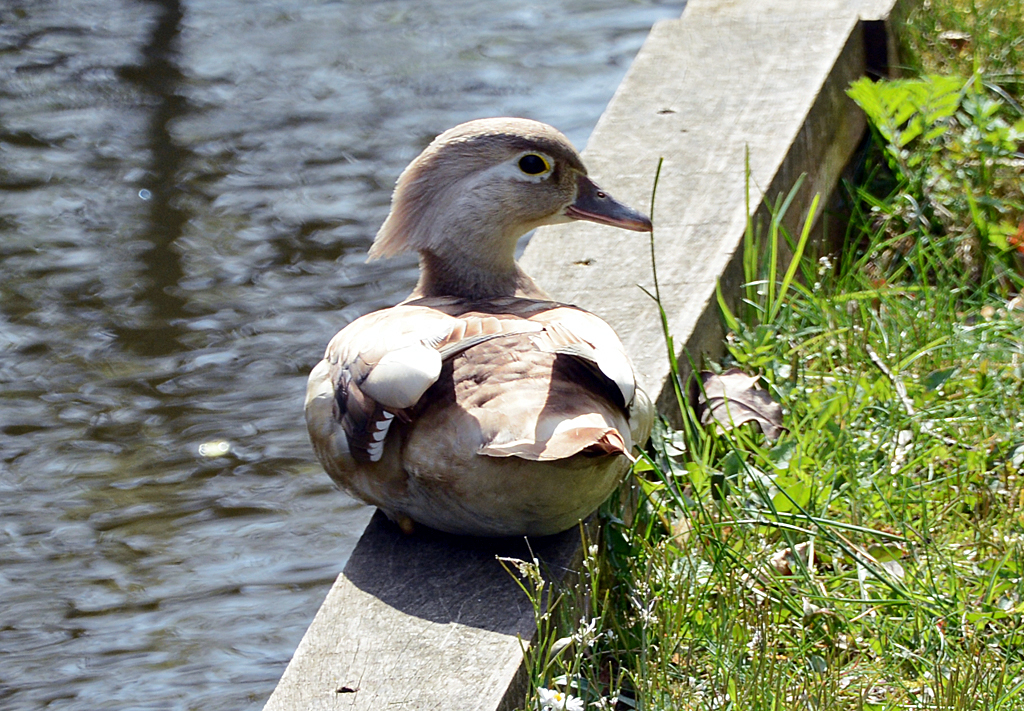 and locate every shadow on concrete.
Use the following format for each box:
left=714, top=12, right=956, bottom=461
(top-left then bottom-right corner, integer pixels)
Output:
left=343, top=510, right=586, bottom=636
